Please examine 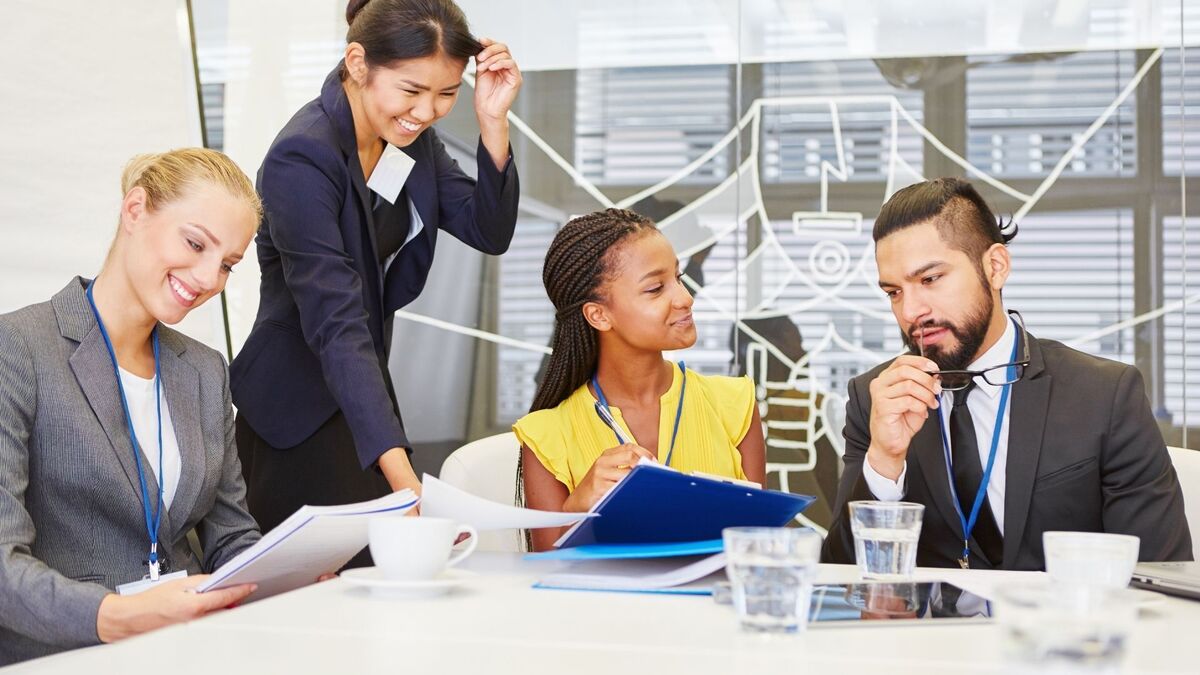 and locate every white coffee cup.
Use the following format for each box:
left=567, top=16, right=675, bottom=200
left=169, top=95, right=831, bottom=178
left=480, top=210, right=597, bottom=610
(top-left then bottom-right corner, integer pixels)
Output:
left=1043, top=531, right=1140, bottom=589
left=368, top=516, right=478, bottom=581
